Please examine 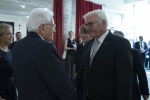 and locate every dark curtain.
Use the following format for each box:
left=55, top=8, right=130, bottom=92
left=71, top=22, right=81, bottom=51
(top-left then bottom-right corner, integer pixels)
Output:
left=75, top=0, right=102, bottom=43
left=89, top=2, right=102, bottom=10
left=53, top=0, right=63, bottom=58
